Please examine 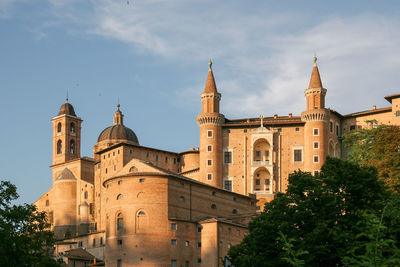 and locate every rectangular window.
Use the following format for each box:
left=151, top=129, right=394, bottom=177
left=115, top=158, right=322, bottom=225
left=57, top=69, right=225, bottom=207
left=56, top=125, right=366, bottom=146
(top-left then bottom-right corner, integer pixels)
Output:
left=155, top=155, right=159, bottom=161
left=313, top=128, right=319, bottom=136
left=185, top=261, right=190, bottom=267
left=117, top=239, right=122, bottom=245
left=265, top=150, right=269, bottom=158
left=350, top=125, right=356, bottom=130
left=171, top=260, right=177, bottom=267
left=197, top=242, right=201, bottom=248
left=89, top=203, right=94, bottom=215
left=313, top=142, right=319, bottom=149
left=336, top=125, right=339, bottom=136
left=294, top=149, right=302, bottom=162
left=165, top=157, right=168, bottom=163
left=396, top=110, right=400, bottom=117
left=146, top=152, right=149, bottom=158
left=207, top=130, right=213, bottom=137
left=255, top=151, right=261, bottom=157
left=207, top=173, right=212, bottom=180
left=78, top=241, right=83, bottom=247
left=330, top=121, right=333, bottom=133
left=174, top=158, right=176, bottom=164
left=117, top=218, right=123, bottom=230
left=117, top=259, right=122, bottom=267
left=185, top=241, right=190, bottom=246
left=255, top=179, right=260, bottom=185
left=224, top=151, right=232, bottom=164
left=224, top=180, right=232, bottom=191
left=313, top=170, right=320, bottom=175
left=171, top=239, right=177, bottom=245
left=171, top=223, right=177, bottom=230
left=207, top=145, right=212, bottom=152
left=93, top=238, right=96, bottom=247
left=313, top=155, right=319, bottom=163
left=295, top=127, right=300, bottom=132
left=207, top=159, right=212, bottom=166
left=277, top=128, right=282, bottom=132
